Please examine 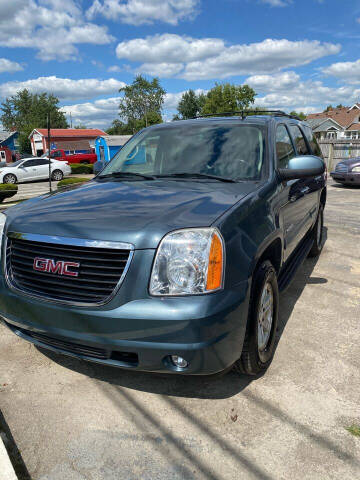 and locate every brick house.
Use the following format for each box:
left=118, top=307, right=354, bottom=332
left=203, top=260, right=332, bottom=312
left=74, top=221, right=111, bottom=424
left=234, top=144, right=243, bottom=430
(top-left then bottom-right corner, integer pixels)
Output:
left=306, top=104, right=360, bottom=140
left=29, top=128, right=106, bottom=156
